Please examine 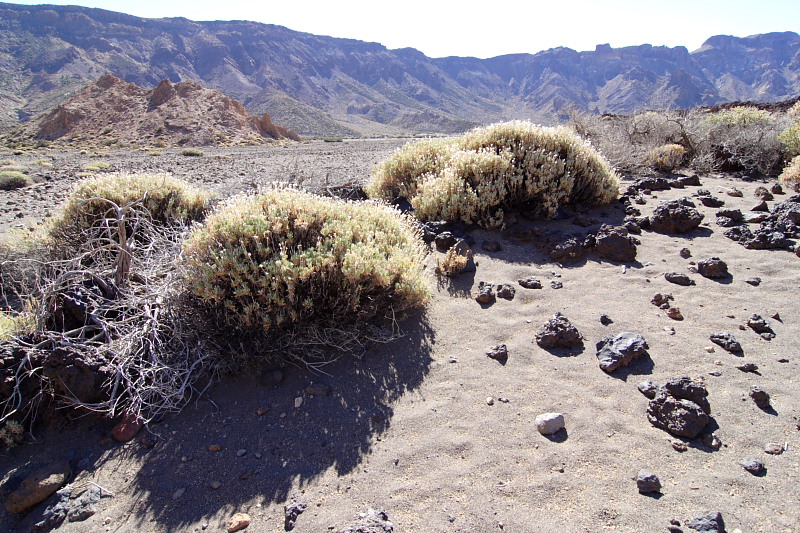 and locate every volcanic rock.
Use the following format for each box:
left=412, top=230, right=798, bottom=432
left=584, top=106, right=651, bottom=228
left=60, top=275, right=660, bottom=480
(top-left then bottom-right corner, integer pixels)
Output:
left=665, top=272, right=695, bottom=286
left=593, top=224, right=639, bottom=262
left=518, top=276, right=542, bottom=289
left=697, top=257, right=728, bottom=279
left=535, top=313, right=583, bottom=350
left=595, top=332, right=649, bottom=372
left=647, top=377, right=711, bottom=439
left=5, top=460, right=72, bottom=514
left=650, top=199, right=704, bottom=234
left=636, top=470, right=662, bottom=493
left=709, top=332, right=742, bottom=353
left=687, top=512, right=725, bottom=532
